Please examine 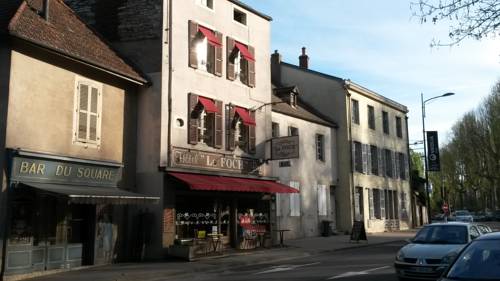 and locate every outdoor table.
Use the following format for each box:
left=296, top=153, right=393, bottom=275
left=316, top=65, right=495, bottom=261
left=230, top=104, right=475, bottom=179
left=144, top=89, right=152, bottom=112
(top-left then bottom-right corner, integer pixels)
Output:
left=273, top=229, right=290, bottom=247
left=206, top=233, right=223, bottom=253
